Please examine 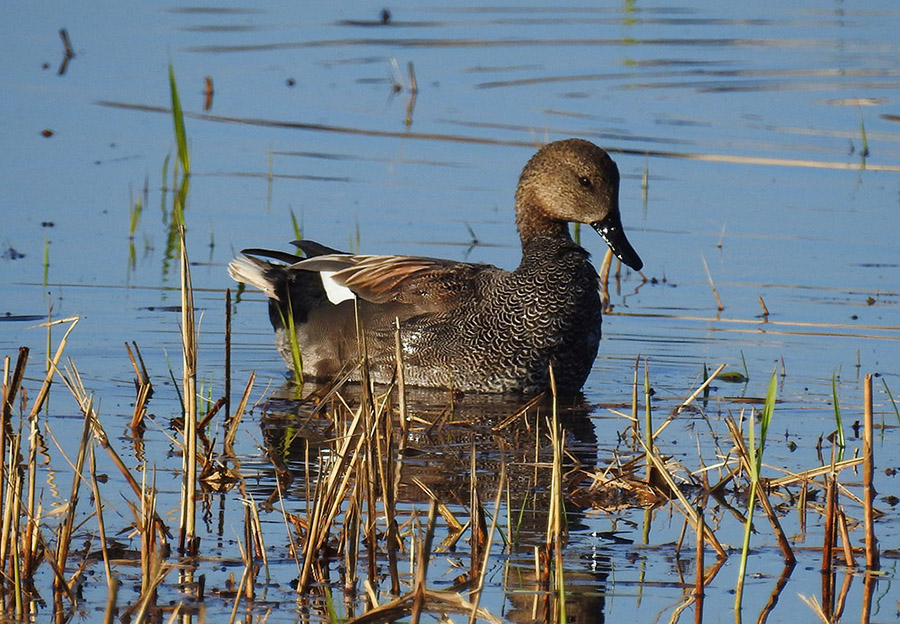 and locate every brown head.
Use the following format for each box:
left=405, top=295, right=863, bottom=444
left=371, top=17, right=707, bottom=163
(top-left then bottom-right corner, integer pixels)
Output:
left=515, top=139, right=643, bottom=270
